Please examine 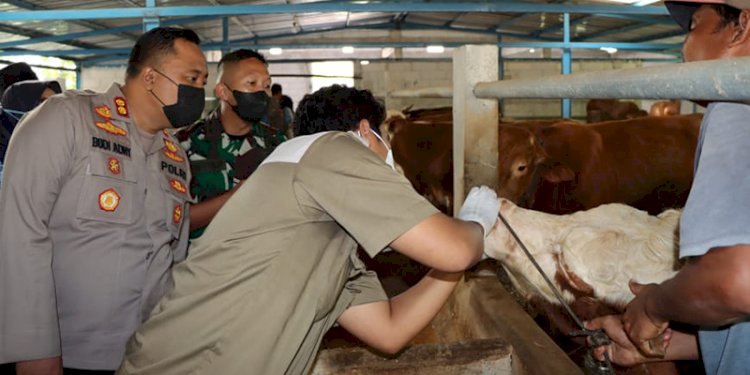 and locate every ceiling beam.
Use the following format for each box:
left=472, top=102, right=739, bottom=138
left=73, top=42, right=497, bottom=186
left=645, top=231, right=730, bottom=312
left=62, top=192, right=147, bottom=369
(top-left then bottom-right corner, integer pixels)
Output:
left=0, top=23, right=103, bottom=50
left=0, top=2, right=670, bottom=22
